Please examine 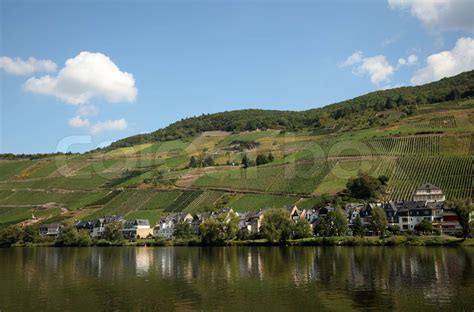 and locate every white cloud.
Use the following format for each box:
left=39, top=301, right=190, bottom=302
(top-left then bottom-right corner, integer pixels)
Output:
left=24, top=51, right=137, bottom=105
left=341, top=52, right=395, bottom=85
left=90, top=118, right=128, bottom=134
left=77, top=105, right=99, bottom=117
left=398, top=54, right=418, bottom=66
left=388, top=0, right=474, bottom=32
left=0, top=56, right=57, bottom=76
left=68, top=116, right=90, bottom=128
left=411, top=37, right=474, bottom=85
left=339, top=51, right=363, bottom=67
